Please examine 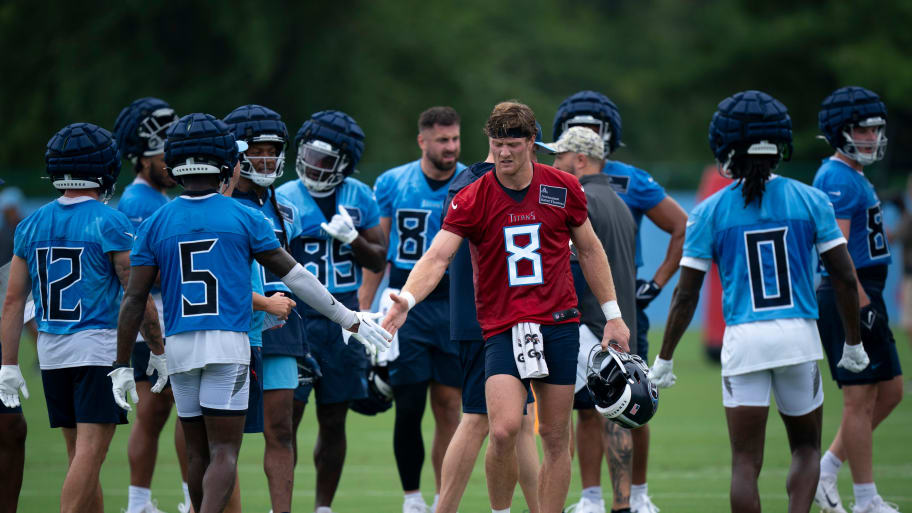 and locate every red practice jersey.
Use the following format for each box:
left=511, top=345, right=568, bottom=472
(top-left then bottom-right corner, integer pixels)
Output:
left=442, top=163, right=588, bottom=338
